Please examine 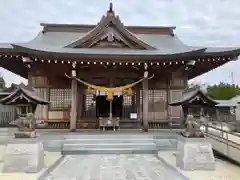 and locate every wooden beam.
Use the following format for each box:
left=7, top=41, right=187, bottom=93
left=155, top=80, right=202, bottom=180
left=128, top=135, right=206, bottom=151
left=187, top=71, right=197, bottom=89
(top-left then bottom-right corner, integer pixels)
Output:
left=70, top=69, right=77, bottom=131
left=28, top=72, right=33, bottom=87
left=142, top=66, right=149, bottom=132
left=136, top=86, right=141, bottom=122
left=44, top=88, right=49, bottom=121
left=77, top=85, right=83, bottom=121
left=166, top=77, right=170, bottom=121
